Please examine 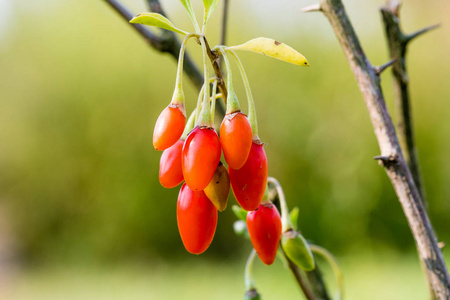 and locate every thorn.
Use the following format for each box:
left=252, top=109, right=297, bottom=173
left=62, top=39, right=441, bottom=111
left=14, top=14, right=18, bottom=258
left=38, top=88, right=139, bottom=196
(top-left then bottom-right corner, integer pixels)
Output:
left=301, top=4, right=322, bottom=13
left=374, top=154, right=398, bottom=166
left=438, top=242, right=445, bottom=249
left=405, top=23, right=440, bottom=43
left=375, top=59, right=397, bottom=75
